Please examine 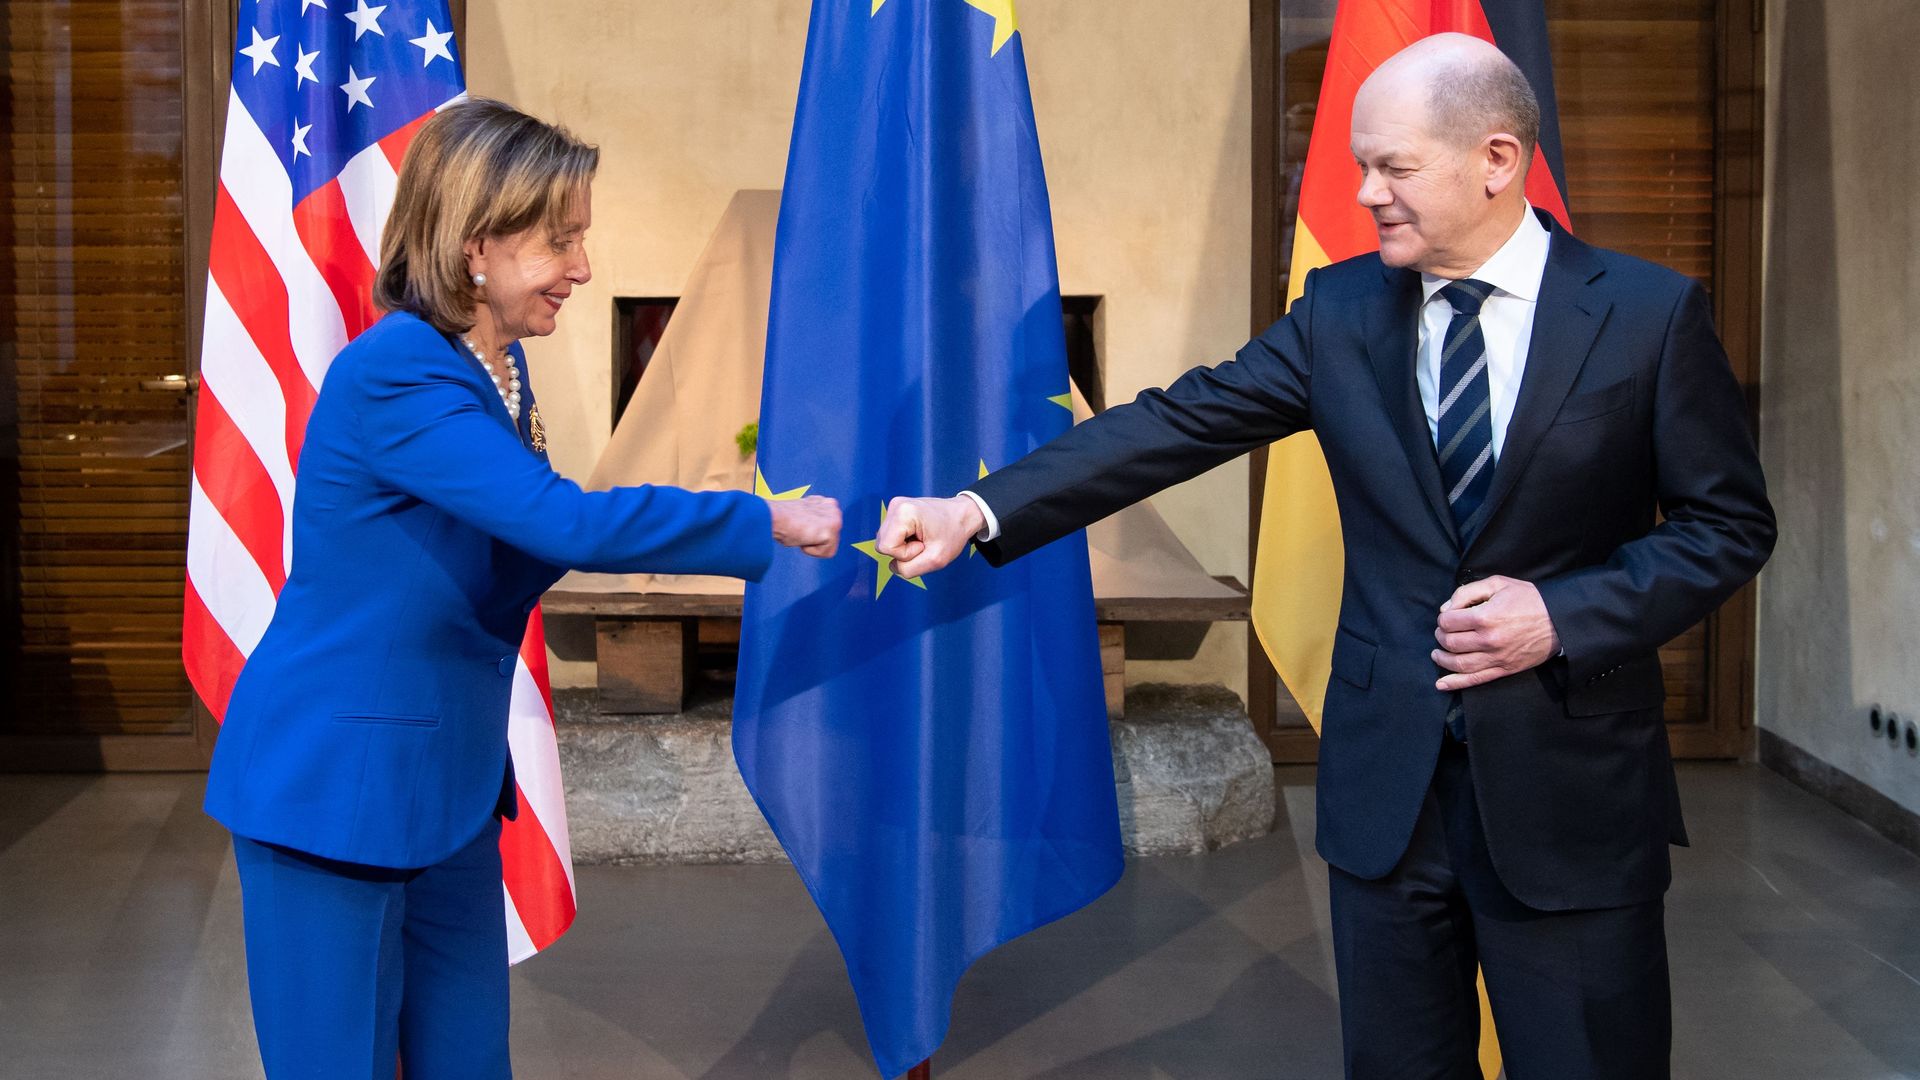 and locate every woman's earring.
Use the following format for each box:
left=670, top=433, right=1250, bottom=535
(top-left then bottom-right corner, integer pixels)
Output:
left=472, top=272, right=487, bottom=287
